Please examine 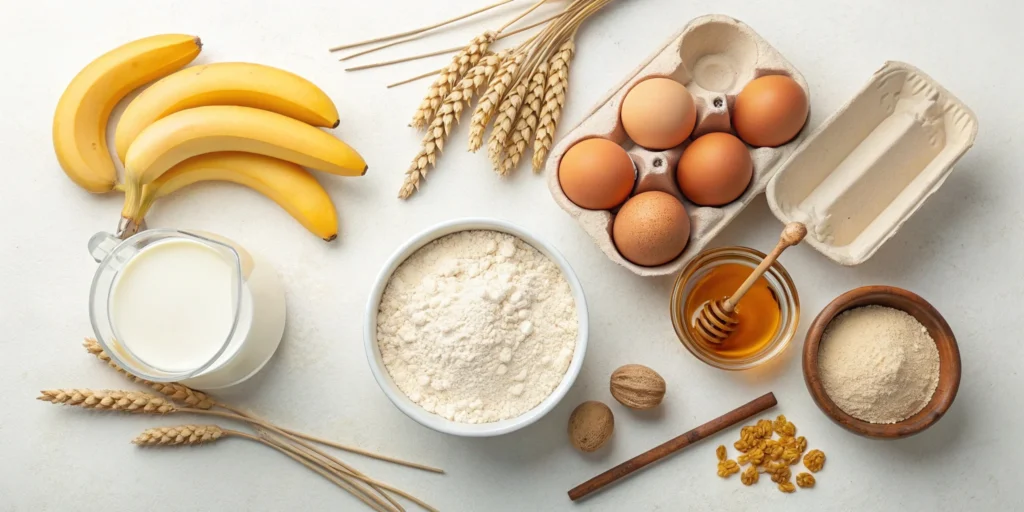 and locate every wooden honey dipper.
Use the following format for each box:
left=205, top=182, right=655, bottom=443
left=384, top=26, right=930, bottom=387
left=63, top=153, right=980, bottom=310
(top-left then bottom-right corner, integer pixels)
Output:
left=693, top=222, right=807, bottom=345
